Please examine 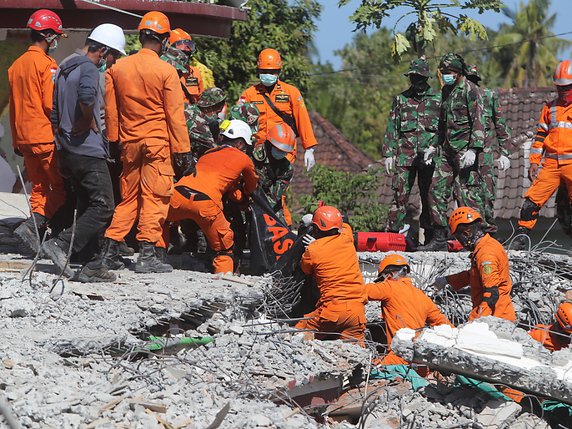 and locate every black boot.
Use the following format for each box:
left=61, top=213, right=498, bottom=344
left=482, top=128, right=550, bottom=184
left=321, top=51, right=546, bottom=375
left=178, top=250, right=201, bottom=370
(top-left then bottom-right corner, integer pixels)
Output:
left=418, top=226, right=448, bottom=251
left=155, top=246, right=168, bottom=264
left=74, top=260, right=116, bottom=283
left=14, top=213, right=46, bottom=255
left=100, top=238, right=126, bottom=270
left=117, top=241, right=135, bottom=256
left=511, top=227, right=531, bottom=251
left=135, top=241, right=173, bottom=273
left=42, top=238, right=74, bottom=278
